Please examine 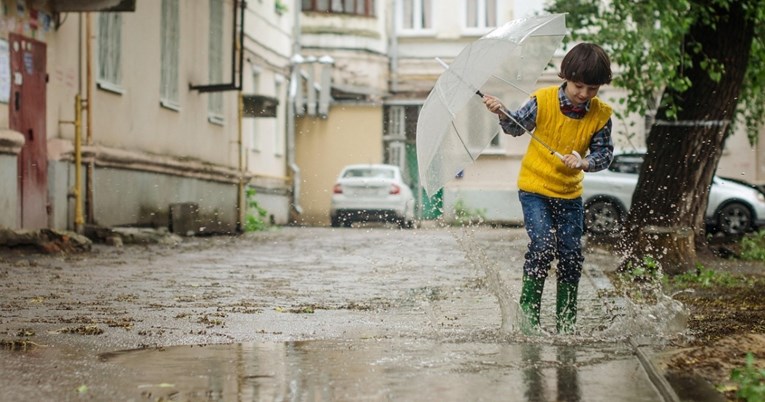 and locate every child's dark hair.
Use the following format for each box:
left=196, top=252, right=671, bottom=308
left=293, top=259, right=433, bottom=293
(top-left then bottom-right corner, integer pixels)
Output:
left=558, top=43, right=612, bottom=85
